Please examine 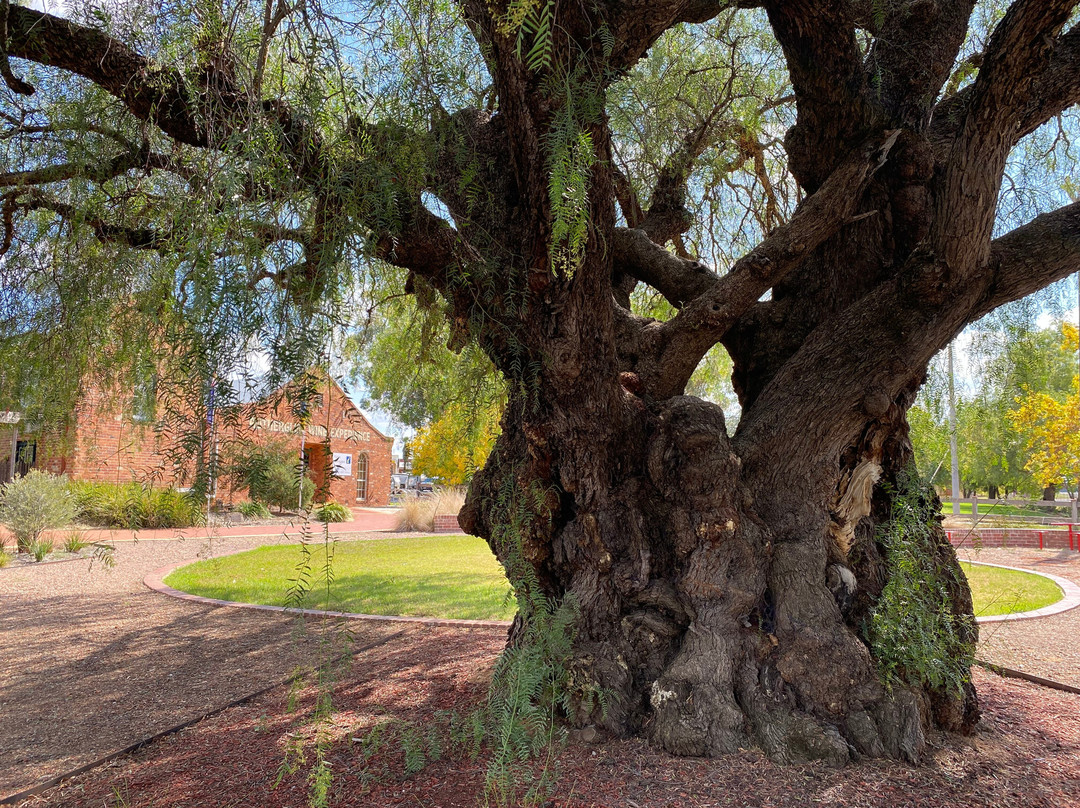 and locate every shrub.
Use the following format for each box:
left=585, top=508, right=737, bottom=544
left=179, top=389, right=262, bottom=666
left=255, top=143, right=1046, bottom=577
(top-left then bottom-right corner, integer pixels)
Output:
left=0, top=550, right=9, bottom=567
left=866, top=471, right=975, bottom=696
left=313, top=501, right=352, bottom=523
left=0, top=470, right=77, bottom=552
left=69, top=480, right=201, bottom=529
left=236, top=500, right=272, bottom=519
left=395, top=494, right=435, bottom=531
left=226, top=439, right=313, bottom=513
